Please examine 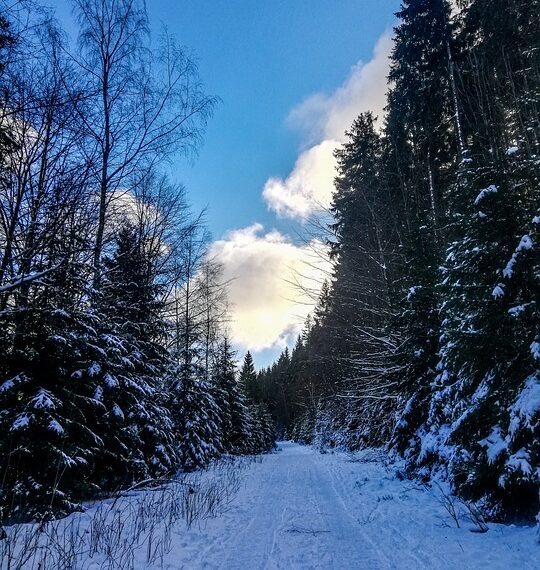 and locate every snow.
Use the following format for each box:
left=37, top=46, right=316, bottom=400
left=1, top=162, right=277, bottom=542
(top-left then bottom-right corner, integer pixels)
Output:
left=51, top=309, right=70, bottom=318
left=517, top=235, right=534, bottom=251
left=508, top=304, right=528, bottom=317
left=31, top=389, right=56, bottom=409
left=0, top=265, right=62, bottom=294
left=509, top=375, right=540, bottom=435
left=419, top=424, right=454, bottom=463
left=0, top=373, right=27, bottom=393
left=49, top=335, right=68, bottom=345
left=87, top=362, right=101, bottom=376
left=479, top=426, right=507, bottom=464
left=492, top=284, right=505, bottom=299
left=11, top=413, right=31, bottom=431
left=3, top=442, right=537, bottom=569
left=94, top=385, right=103, bottom=401
left=59, top=451, right=77, bottom=468
left=103, top=373, right=119, bottom=388
left=184, top=444, right=537, bottom=569
left=0, top=378, right=15, bottom=393
left=506, top=146, right=519, bottom=155
left=473, top=377, right=540, bottom=484
left=506, top=448, right=533, bottom=476
left=48, top=419, right=64, bottom=435
left=504, top=235, right=534, bottom=278
left=474, top=184, right=498, bottom=205
left=112, top=403, right=124, bottom=419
